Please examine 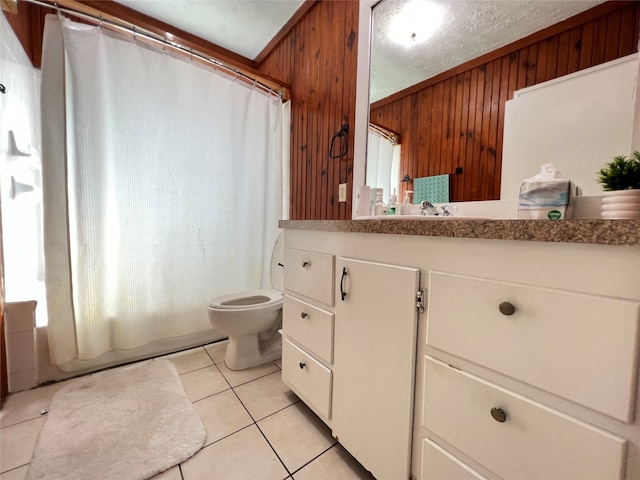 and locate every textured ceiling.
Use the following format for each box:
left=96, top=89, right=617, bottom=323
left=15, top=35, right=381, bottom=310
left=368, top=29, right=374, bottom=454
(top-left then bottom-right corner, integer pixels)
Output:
left=116, top=0, right=305, bottom=60
left=371, top=0, right=607, bottom=103
left=115, top=0, right=607, bottom=104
